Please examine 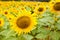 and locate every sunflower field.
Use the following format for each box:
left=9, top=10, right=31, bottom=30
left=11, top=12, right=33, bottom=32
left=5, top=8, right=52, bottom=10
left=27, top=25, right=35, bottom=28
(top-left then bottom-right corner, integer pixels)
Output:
left=0, top=0, right=60, bottom=40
